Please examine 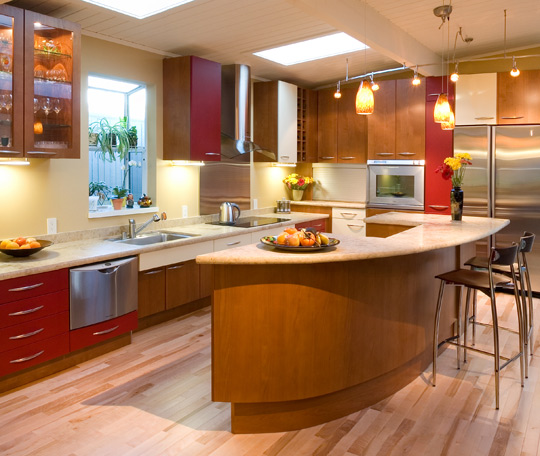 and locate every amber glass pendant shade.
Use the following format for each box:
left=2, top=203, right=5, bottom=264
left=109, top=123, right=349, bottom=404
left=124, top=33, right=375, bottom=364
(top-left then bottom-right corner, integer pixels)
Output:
left=356, top=81, right=374, bottom=115
left=441, top=110, right=455, bottom=130
left=433, top=93, right=451, bottom=123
